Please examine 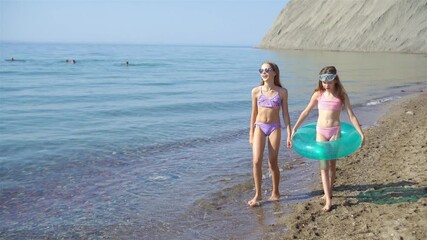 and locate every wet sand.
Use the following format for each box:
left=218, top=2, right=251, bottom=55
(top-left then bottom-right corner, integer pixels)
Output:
left=265, top=92, right=427, bottom=239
